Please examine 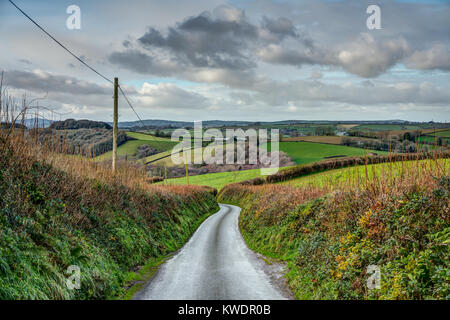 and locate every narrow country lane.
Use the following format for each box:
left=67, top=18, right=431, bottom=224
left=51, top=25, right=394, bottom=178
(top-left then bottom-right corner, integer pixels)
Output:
left=134, top=204, right=289, bottom=300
